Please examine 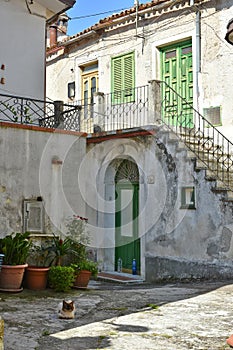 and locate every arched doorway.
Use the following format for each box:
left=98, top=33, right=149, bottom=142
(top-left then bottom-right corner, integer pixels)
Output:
left=115, top=159, right=140, bottom=274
